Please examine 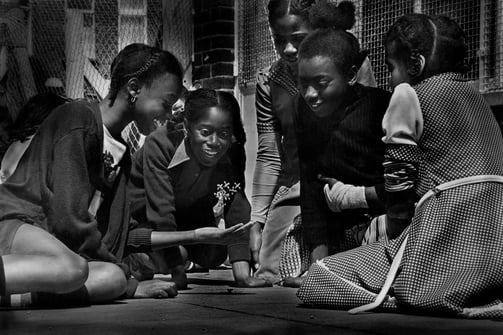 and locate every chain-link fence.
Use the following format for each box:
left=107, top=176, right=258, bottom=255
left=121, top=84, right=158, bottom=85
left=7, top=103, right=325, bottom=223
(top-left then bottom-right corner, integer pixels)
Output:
left=0, top=0, right=193, bottom=153
left=237, top=0, right=277, bottom=91
left=237, top=0, right=503, bottom=94
left=0, top=0, right=192, bottom=115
